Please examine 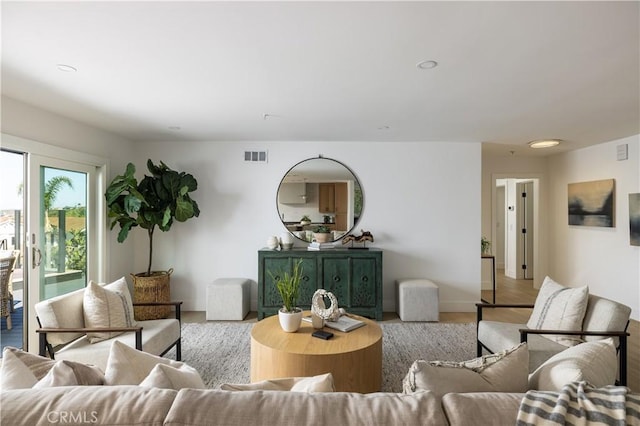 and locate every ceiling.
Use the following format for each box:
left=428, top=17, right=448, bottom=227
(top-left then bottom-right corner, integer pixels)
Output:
left=2, top=1, right=639, bottom=156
